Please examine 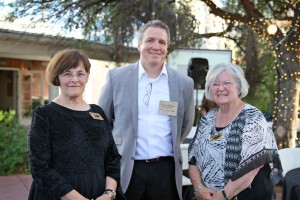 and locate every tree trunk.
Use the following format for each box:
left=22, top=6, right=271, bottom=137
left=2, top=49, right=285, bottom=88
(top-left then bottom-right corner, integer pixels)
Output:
left=274, top=78, right=300, bottom=148
left=244, top=28, right=260, bottom=95
left=273, top=40, right=300, bottom=148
